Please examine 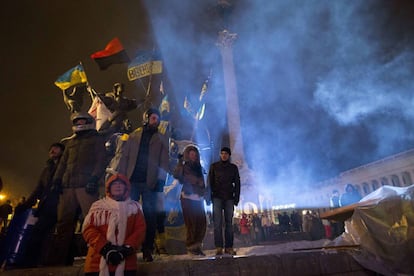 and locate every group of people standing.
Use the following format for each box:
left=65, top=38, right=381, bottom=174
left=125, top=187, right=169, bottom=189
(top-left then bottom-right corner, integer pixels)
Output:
left=329, top=183, right=362, bottom=238
left=3, top=105, right=241, bottom=275
left=173, top=145, right=241, bottom=256
left=236, top=210, right=304, bottom=245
